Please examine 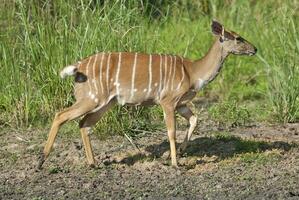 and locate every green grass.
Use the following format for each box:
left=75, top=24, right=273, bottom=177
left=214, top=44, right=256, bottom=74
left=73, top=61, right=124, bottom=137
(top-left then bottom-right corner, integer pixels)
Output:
left=0, top=0, right=298, bottom=135
left=239, top=151, right=282, bottom=164
left=208, top=100, right=251, bottom=128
